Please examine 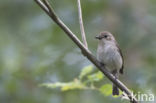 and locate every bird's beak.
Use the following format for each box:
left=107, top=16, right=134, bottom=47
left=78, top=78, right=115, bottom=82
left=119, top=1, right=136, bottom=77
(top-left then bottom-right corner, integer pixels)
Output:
left=95, top=35, right=101, bottom=39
